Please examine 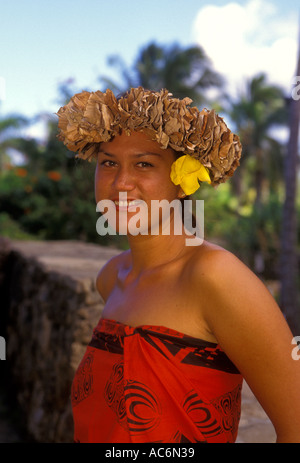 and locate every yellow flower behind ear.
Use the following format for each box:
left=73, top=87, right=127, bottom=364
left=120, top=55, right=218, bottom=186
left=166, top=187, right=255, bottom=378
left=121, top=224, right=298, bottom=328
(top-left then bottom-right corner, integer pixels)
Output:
left=170, top=154, right=211, bottom=195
